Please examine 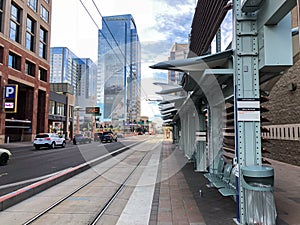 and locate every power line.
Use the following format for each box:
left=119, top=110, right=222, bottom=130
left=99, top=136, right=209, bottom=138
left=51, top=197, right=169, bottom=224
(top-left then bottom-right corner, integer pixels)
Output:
left=78, top=0, right=157, bottom=115
left=78, top=0, right=128, bottom=70
left=78, top=0, right=99, bottom=30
